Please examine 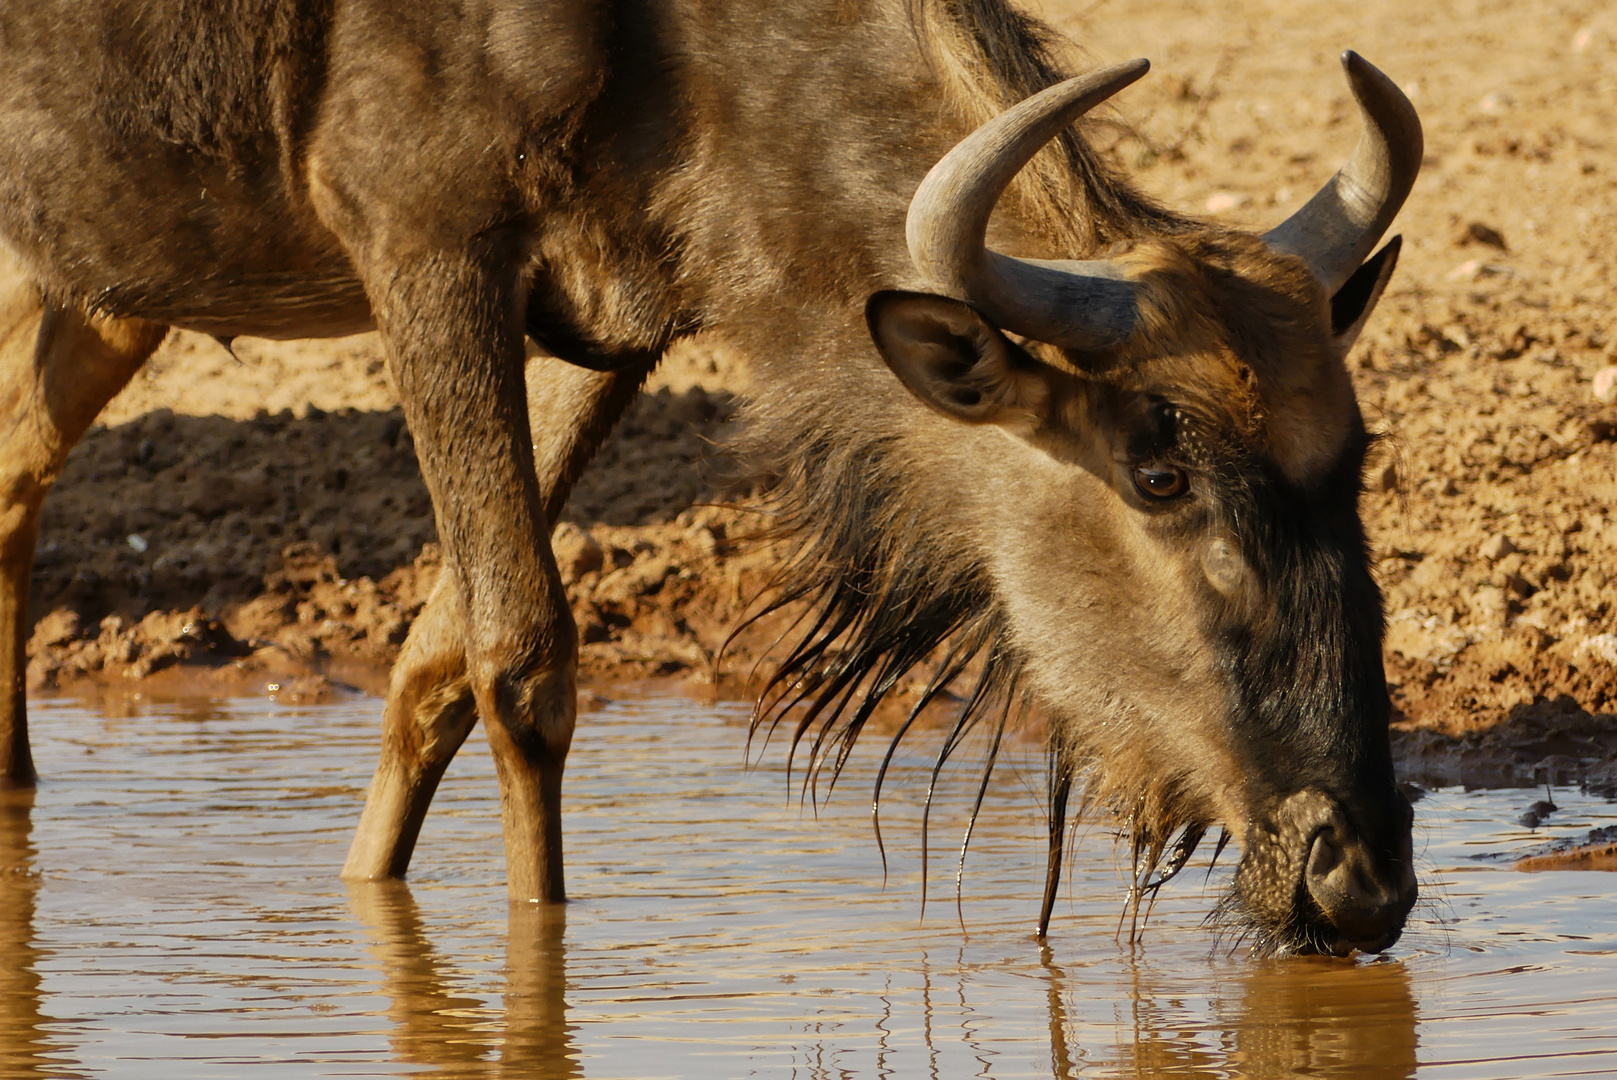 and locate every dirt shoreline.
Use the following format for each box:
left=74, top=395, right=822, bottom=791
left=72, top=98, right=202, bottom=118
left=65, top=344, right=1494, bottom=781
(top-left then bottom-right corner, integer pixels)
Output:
left=23, top=0, right=1617, bottom=792
left=27, top=481, right=1617, bottom=794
